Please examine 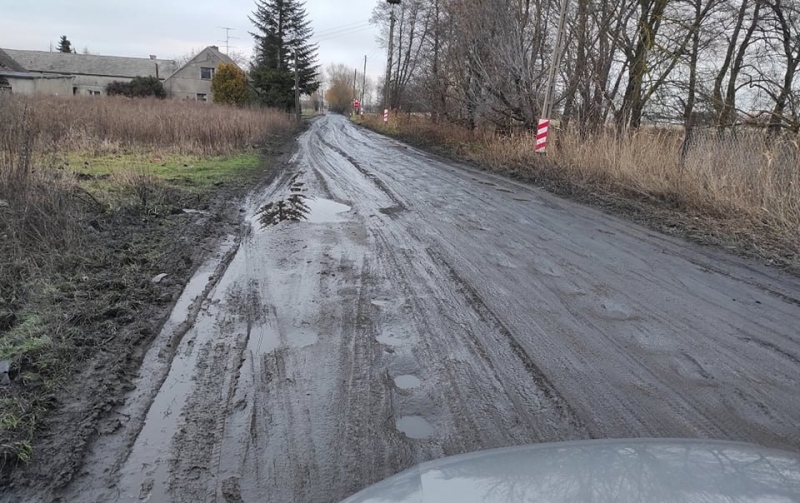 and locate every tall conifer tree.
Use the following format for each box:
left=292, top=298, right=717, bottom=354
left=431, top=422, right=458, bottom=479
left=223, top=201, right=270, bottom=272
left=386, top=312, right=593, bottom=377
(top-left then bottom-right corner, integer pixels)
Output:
left=250, top=0, right=319, bottom=110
